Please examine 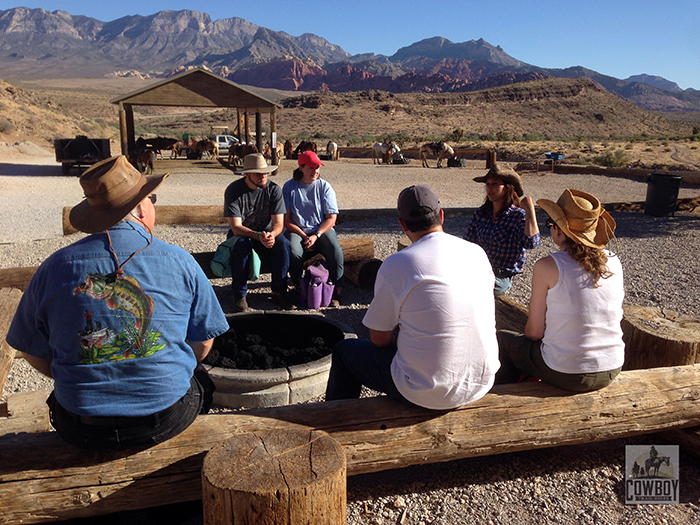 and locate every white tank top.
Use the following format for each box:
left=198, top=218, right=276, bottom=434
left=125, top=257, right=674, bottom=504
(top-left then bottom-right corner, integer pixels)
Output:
left=541, top=250, right=625, bottom=373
